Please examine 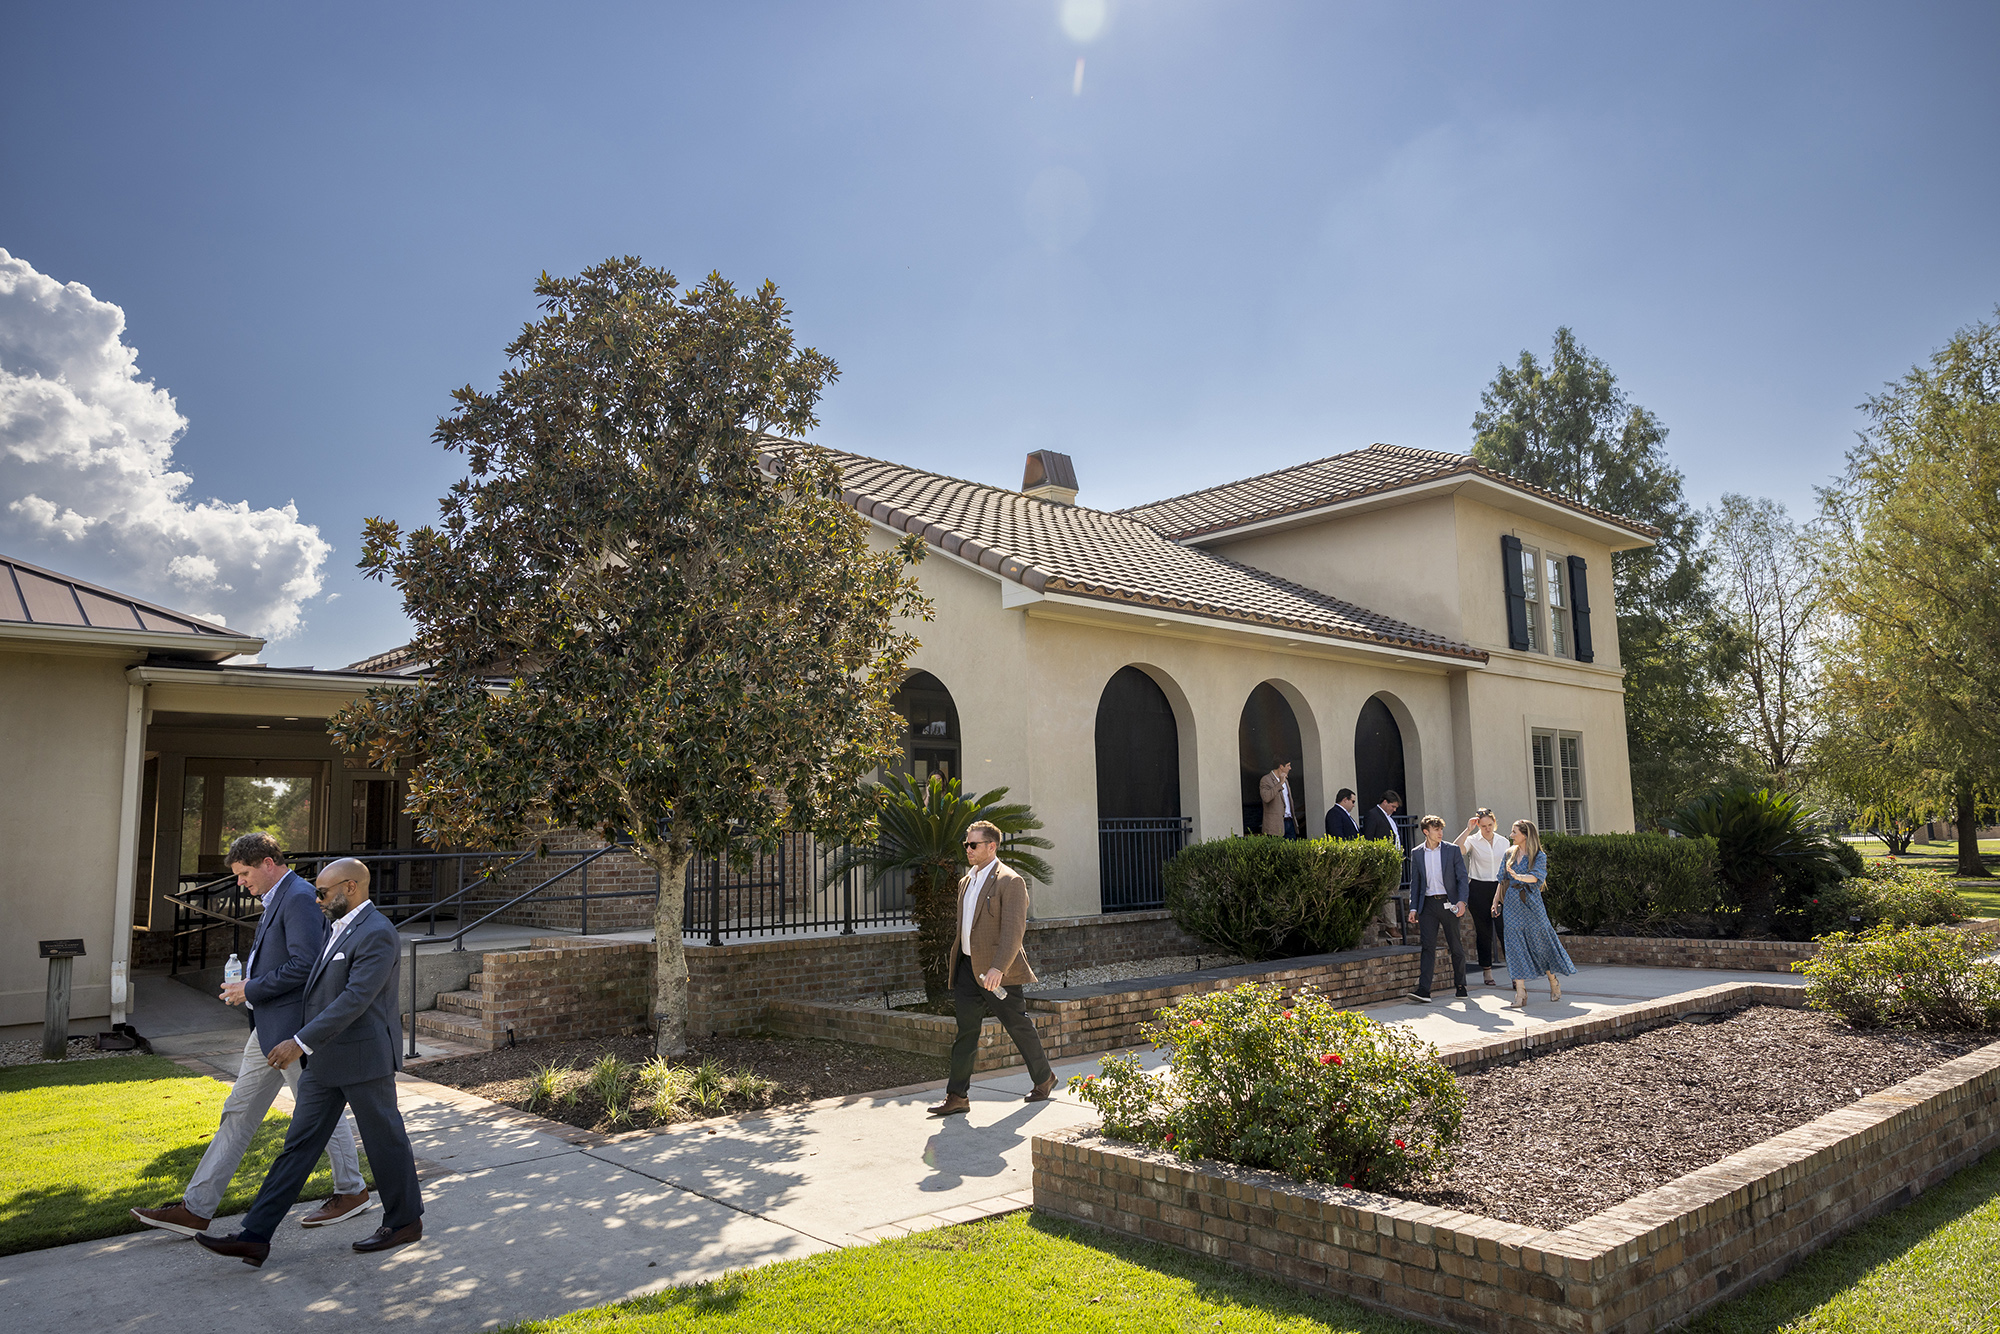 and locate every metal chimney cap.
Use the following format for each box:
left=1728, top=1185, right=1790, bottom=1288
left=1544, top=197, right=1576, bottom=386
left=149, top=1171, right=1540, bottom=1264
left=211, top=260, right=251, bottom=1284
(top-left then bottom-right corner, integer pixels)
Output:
left=1023, top=450, right=1078, bottom=493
